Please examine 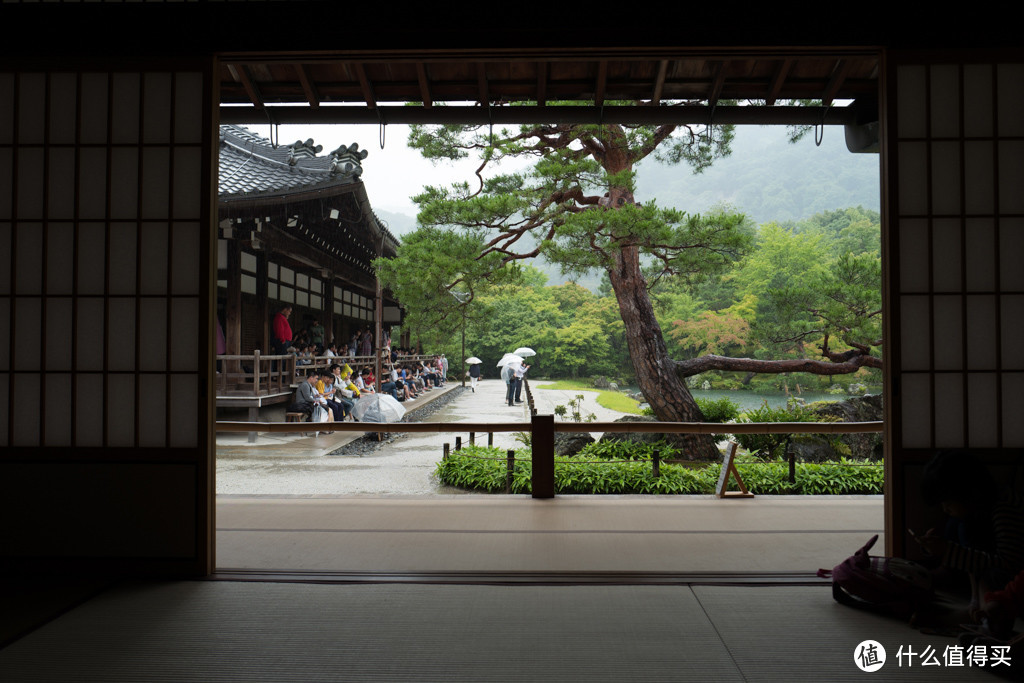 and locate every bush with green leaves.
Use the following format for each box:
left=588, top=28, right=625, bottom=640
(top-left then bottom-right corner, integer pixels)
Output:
left=734, top=401, right=841, bottom=460
left=435, top=446, right=882, bottom=495
left=641, top=396, right=739, bottom=423
left=574, top=440, right=682, bottom=461
left=694, top=396, right=741, bottom=423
